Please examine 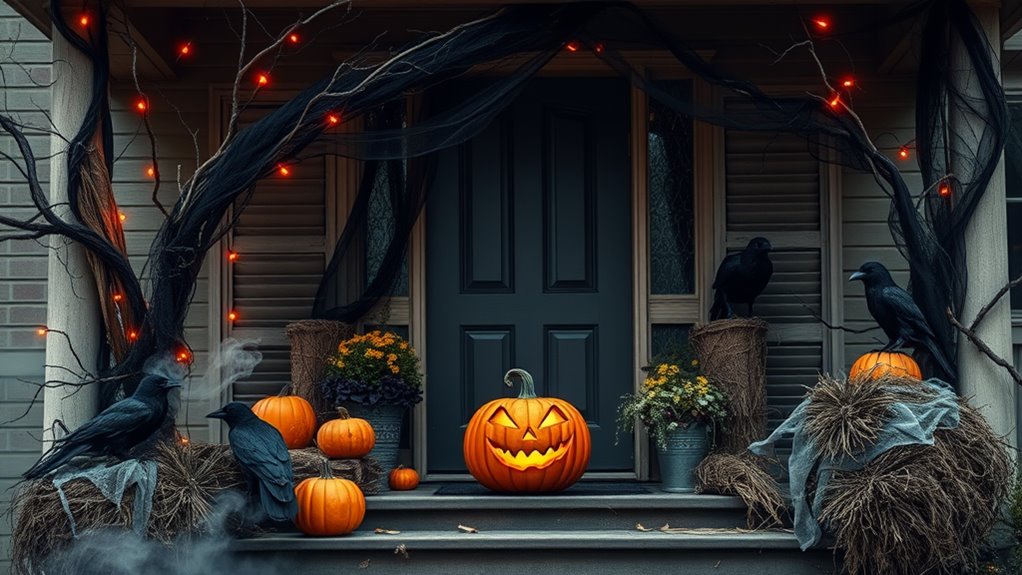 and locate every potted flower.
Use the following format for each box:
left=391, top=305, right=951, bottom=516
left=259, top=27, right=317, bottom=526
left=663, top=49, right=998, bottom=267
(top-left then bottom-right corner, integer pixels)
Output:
left=617, top=352, right=727, bottom=492
left=319, top=330, right=423, bottom=474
